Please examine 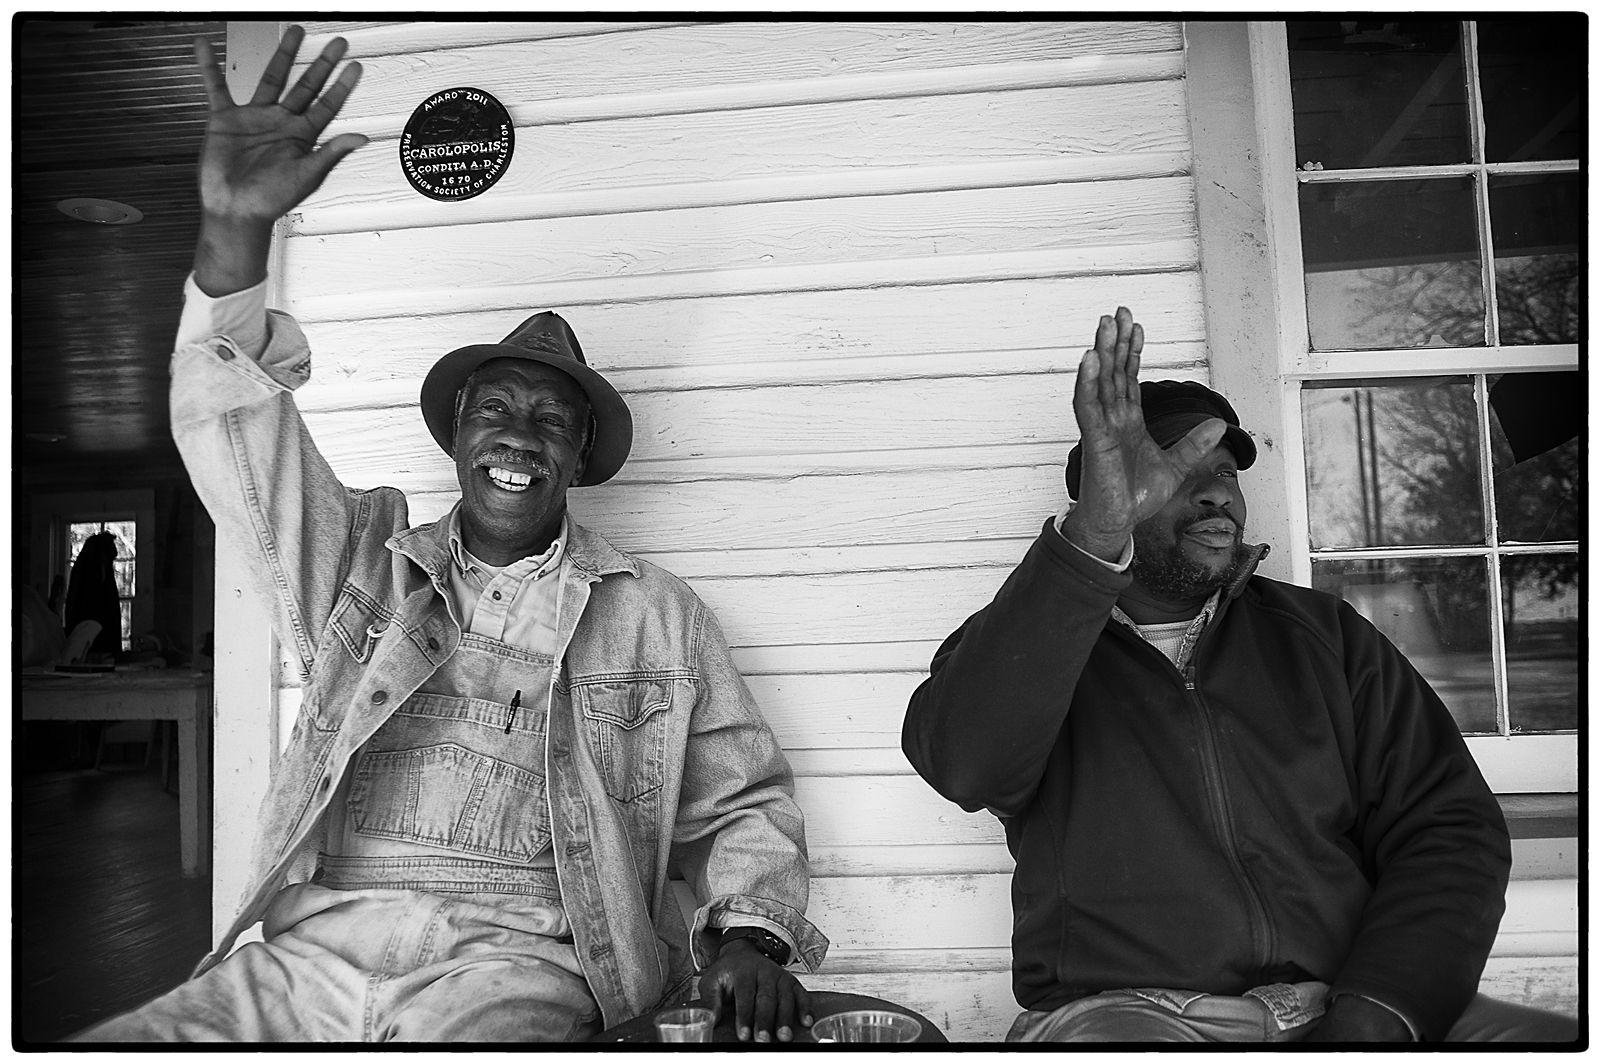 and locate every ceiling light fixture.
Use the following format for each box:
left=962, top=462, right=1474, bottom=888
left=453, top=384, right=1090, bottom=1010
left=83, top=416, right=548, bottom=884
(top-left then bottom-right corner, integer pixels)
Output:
left=57, top=197, right=143, bottom=225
